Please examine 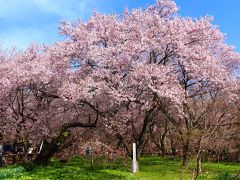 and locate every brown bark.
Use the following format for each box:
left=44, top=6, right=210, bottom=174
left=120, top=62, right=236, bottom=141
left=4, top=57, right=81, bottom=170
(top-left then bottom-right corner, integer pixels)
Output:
left=34, top=121, right=96, bottom=165
left=182, top=138, right=190, bottom=166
